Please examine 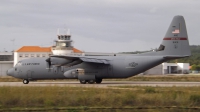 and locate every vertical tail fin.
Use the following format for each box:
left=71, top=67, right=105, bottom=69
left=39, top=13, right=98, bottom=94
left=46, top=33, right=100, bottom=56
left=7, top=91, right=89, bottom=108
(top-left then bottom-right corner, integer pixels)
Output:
left=157, top=15, right=191, bottom=57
